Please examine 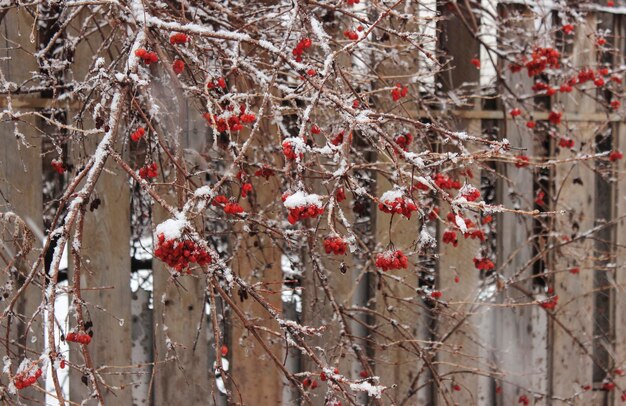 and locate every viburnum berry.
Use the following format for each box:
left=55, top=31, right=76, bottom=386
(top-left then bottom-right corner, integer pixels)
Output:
left=221, top=345, right=229, bottom=357
left=139, top=163, right=158, bottom=180
left=391, top=83, right=409, bottom=101
left=594, top=77, right=605, bottom=87
left=134, top=48, right=158, bottom=64
left=510, top=108, right=522, bottom=117
left=212, top=195, right=229, bottom=207
left=608, top=0, right=615, bottom=6
left=452, top=383, right=461, bottom=391
left=548, top=111, right=562, bottom=125
left=311, top=124, right=321, bottom=134
left=283, top=191, right=324, bottom=224
left=539, top=293, right=558, bottom=310
left=535, top=190, right=546, bottom=206
left=323, top=236, right=348, bottom=255
left=224, top=202, right=245, bottom=215
left=603, top=380, right=616, bottom=391
left=375, top=249, right=409, bottom=272
left=378, top=190, right=418, bottom=219
left=170, top=32, right=188, bottom=45
left=482, top=215, right=493, bottom=224
left=283, top=138, right=306, bottom=161
left=433, top=173, right=461, bottom=190
left=562, top=24, right=575, bottom=34
left=254, top=166, right=275, bottom=179
left=154, top=233, right=212, bottom=272
left=302, top=377, right=312, bottom=388
left=569, top=267, right=580, bottom=274
left=359, top=370, right=369, bottom=378
left=459, top=184, right=480, bottom=202
left=331, top=131, right=344, bottom=146
left=526, top=120, right=536, bottom=129
left=13, top=367, right=43, bottom=390
left=172, top=59, right=185, bottom=74
left=335, top=187, right=346, bottom=202
left=241, top=183, right=253, bottom=198
left=525, top=47, right=560, bottom=77
left=515, top=155, right=530, bottom=167
left=473, top=257, right=495, bottom=271
left=518, top=395, right=530, bottom=405
left=207, top=77, right=227, bottom=90
left=559, top=83, right=573, bottom=93
left=347, top=0, right=360, bottom=4
left=611, top=100, right=621, bottom=111
left=431, top=290, right=443, bottom=299
left=51, top=159, right=65, bottom=174
left=611, top=75, right=623, bottom=84
left=597, top=37, right=607, bottom=46
left=610, top=150, right=623, bottom=161
left=509, top=63, right=523, bottom=73
left=293, top=38, right=312, bottom=61
left=310, top=380, right=319, bottom=390
left=343, top=30, right=359, bottom=40
left=558, top=137, right=575, bottom=149
left=442, top=230, right=458, bottom=247
left=470, top=57, right=480, bottom=68
left=394, top=133, right=413, bottom=151
left=428, top=207, right=440, bottom=221
left=131, top=127, right=145, bottom=142
left=65, top=331, right=92, bottom=345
